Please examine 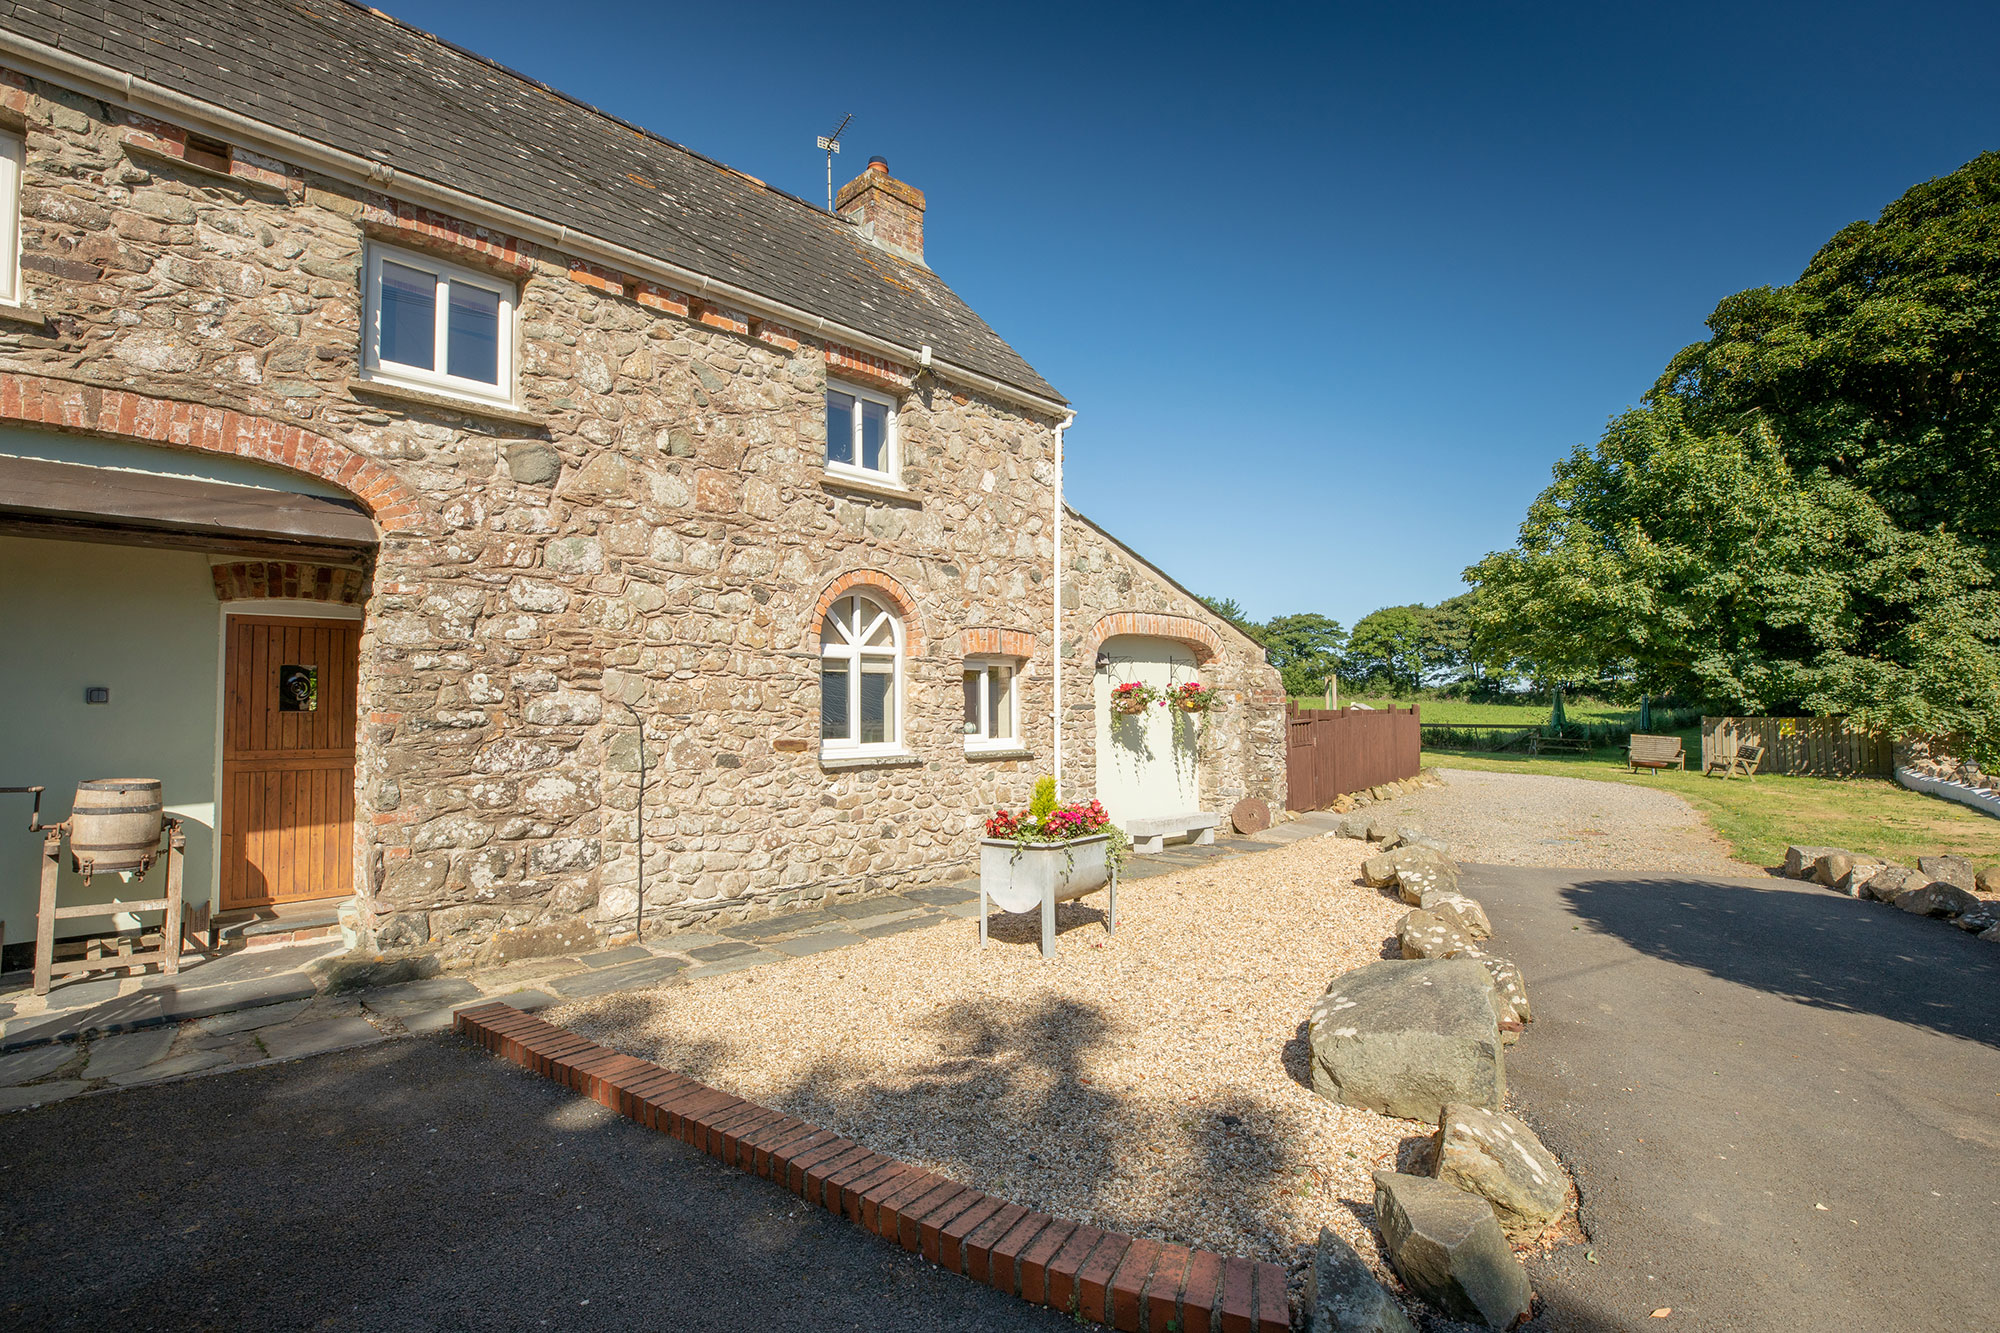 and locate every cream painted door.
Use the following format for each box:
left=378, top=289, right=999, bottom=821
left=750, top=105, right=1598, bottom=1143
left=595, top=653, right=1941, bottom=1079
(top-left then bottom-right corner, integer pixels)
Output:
left=1092, top=635, right=1201, bottom=827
